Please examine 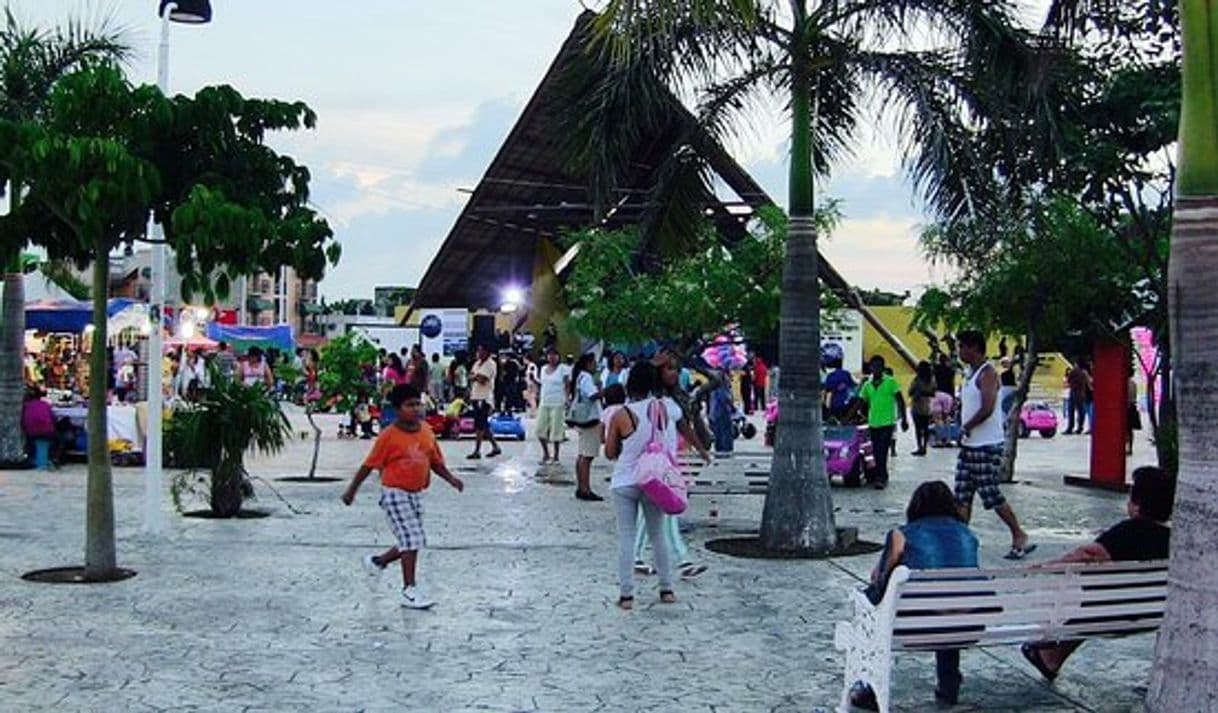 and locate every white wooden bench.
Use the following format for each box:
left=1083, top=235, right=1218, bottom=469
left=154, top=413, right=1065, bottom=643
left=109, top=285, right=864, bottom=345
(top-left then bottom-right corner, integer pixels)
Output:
left=833, top=560, right=1168, bottom=713
left=680, top=452, right=772, bottom=495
